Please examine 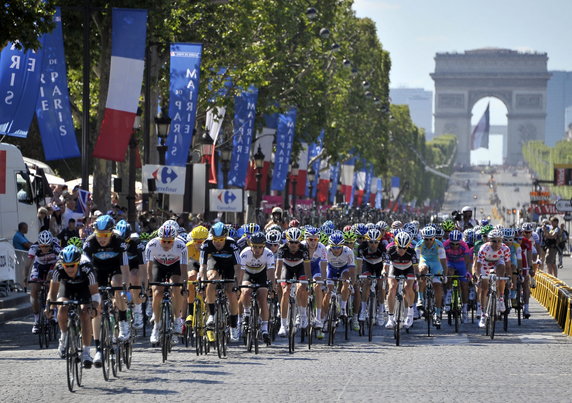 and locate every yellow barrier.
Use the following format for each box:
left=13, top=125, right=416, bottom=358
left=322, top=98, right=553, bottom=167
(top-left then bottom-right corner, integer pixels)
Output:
left=531, top=272, right=572, bottom=336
